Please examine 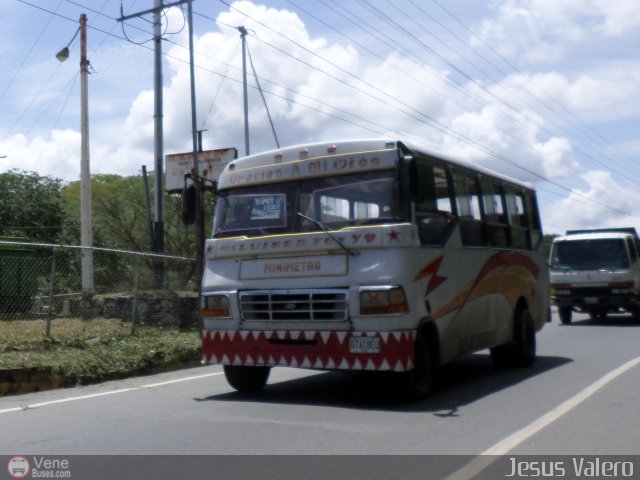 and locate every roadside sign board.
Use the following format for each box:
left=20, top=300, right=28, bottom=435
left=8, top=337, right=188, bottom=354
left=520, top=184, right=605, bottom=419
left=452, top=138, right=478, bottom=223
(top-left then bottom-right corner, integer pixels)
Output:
left=165, top=147, right=237, bottom=192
